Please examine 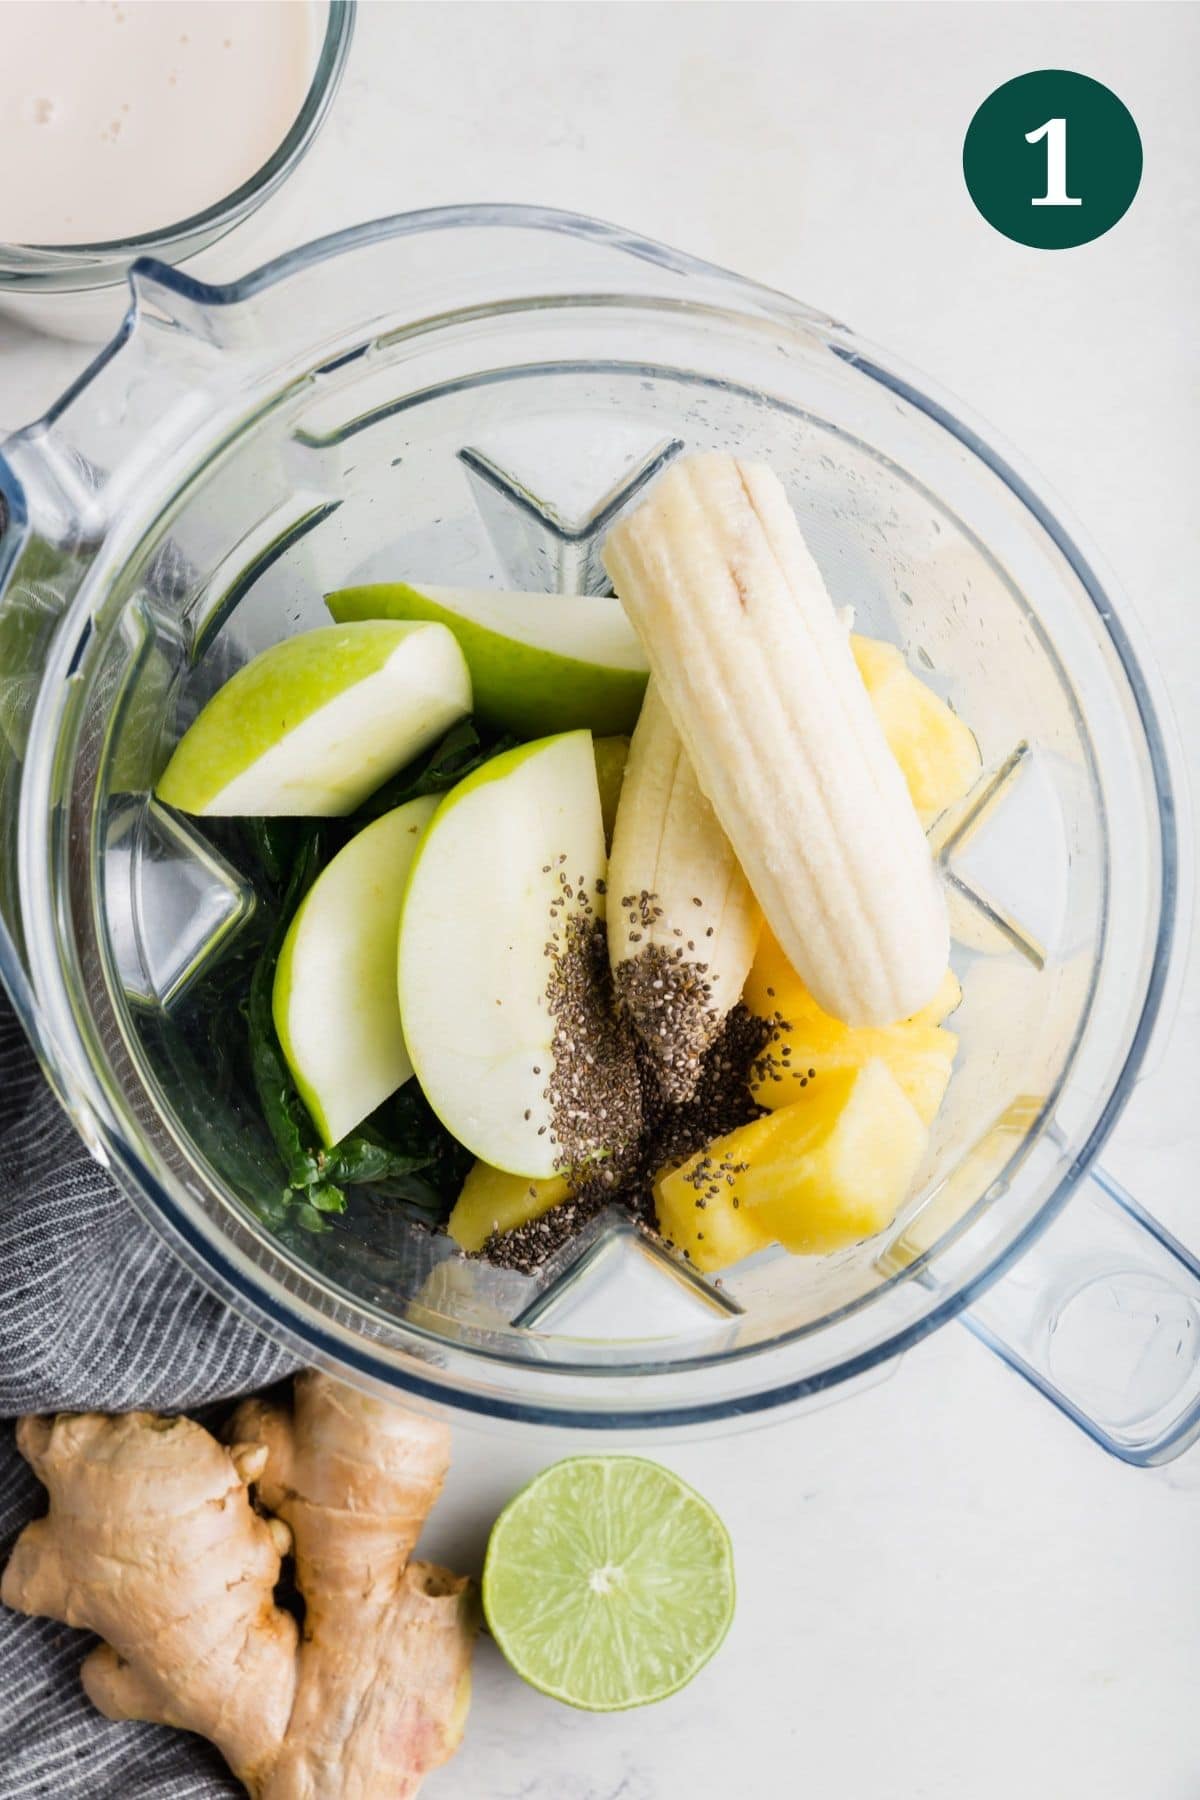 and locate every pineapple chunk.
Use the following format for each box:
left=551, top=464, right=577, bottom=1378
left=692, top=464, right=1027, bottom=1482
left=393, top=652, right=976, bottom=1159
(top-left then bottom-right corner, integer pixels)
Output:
left=746, top=930, right=961, bottom=1029
left=654, top=1167, right=774, bottom=1274
left=753, top=1016, right=956, bottom=1126
left=905, top=964, right=962, bottom=1027
left=592, top=734, right=630, bottom=849
left=747, top=1062, right=929, bottom=1251
left=655, top=1060, right=928, bottom=1269
left=742, top=923, right=813, bottom=1022
left=448, top=1160, right=570, bottom=1253
left=851, top=633, right=981, bottom=822
left=745, top=929, right=958, bottom=1123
